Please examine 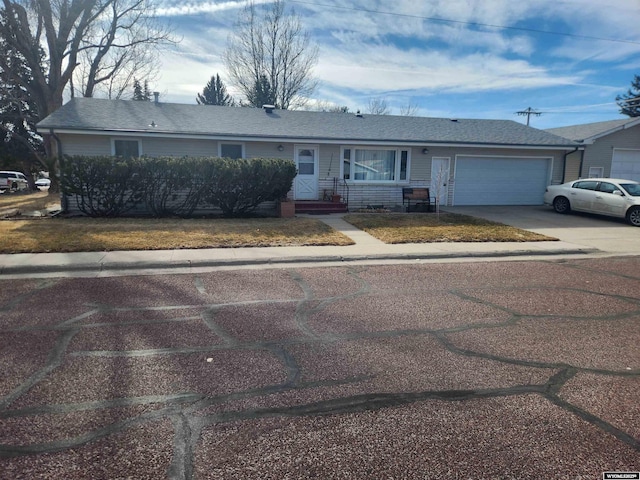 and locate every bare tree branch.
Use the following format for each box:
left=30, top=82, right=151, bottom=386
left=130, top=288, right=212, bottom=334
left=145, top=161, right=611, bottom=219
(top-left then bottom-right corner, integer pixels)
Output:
left=224, top=0, right=318, bottom=110
left=367, top=97, right=390, bottom=115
